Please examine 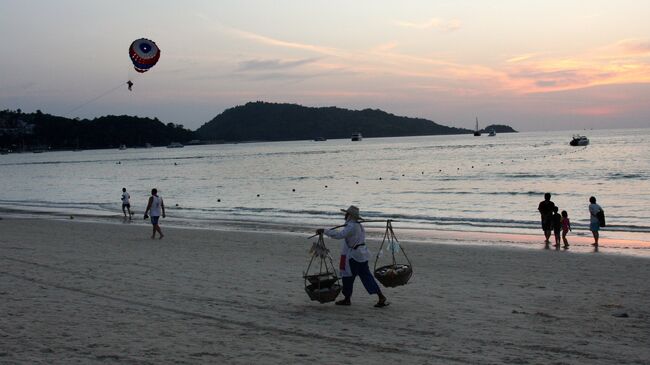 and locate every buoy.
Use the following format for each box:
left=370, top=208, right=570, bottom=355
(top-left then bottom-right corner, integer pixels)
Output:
left=325, top=185, right=328, bottom=188
left=355, top=181, right=359, bottom=184
left=257, top=194, right=260, bottom=197
left=379, top=177, right=382, bottom=180
left=292, top=189, right=295, bottom=192
left=69, top=216, right=74, bottom=219
left=217, top=199, right=221, bottom=202
left=175, top=203, right=179, bottom=207
left=421, top=171, right=424, bottom=174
